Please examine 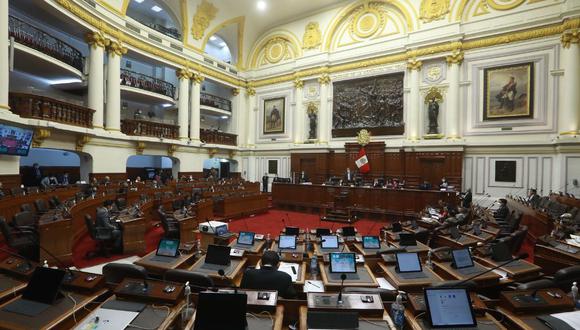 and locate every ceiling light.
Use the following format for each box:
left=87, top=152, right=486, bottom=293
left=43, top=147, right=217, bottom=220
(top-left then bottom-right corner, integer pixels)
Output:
left=161, top=103, right=173, bottom=108
left=151, top=5, right=162, bottom=12
left=257, top=0, right=266, bottom=11
left=49, top=78, right=82, bottom=85
left=221, top=115, right=229, bottom=119
left=219, top=42, right=226, bottom=48
left=210, top=36, right=217, bottom=41
left=134, top=0, right=145, bottom=3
